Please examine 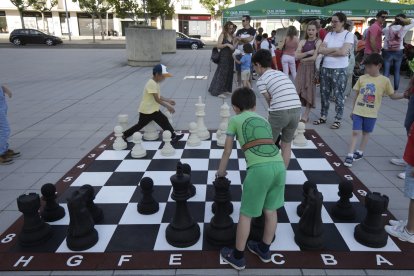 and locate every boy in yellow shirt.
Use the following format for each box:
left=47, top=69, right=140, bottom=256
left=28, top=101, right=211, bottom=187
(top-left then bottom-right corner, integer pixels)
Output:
left=344, top=54, right=405, bottom=167
left=123, top=64, right=184, bottom=142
